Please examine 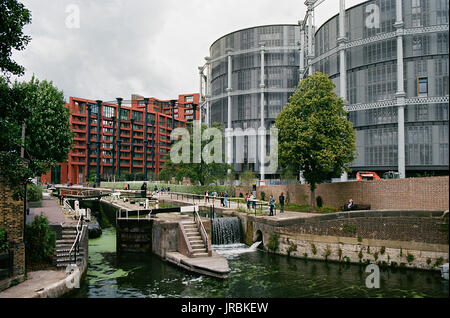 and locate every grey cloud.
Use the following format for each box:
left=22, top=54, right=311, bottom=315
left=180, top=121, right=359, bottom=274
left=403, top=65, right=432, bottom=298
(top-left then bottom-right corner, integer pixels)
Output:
left=12, top=0, right=364, bottom=102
